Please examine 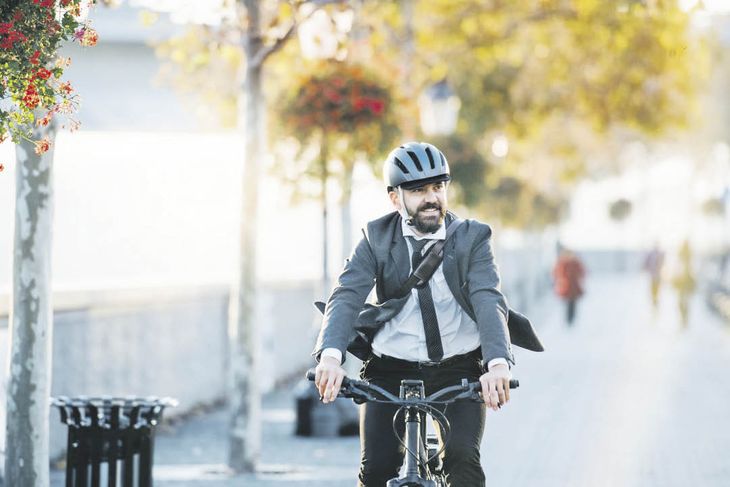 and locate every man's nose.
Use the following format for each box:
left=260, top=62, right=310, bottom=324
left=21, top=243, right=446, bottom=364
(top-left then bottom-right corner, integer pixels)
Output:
left=426, top=191, right=439, bottom=203
left=424, top=190, right=438, bottom=202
